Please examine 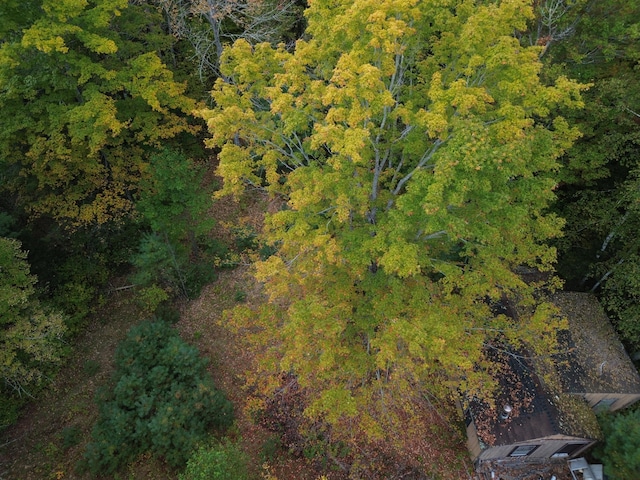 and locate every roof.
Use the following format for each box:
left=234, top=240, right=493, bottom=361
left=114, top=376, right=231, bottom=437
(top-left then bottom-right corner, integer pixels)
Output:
left=551, top=292, right=640, bottom=395
left=467, top=345, right=597, bottom=447
left=467, top=293, right=622, bottom=448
